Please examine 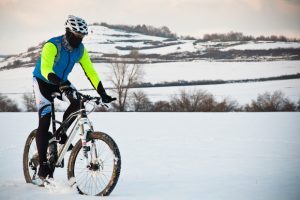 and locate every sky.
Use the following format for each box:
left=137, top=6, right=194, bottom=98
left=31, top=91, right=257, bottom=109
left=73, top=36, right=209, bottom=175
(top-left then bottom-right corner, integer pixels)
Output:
left=0, top=0, right=300, bottom=55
